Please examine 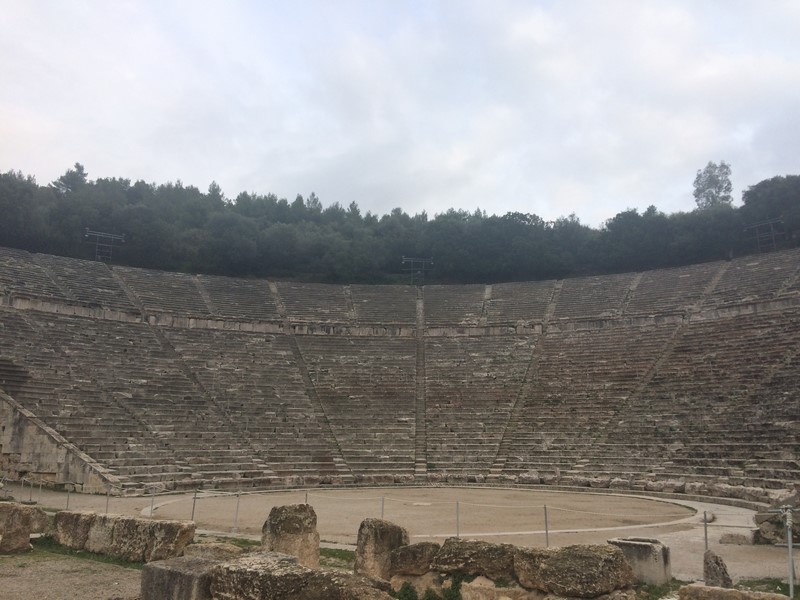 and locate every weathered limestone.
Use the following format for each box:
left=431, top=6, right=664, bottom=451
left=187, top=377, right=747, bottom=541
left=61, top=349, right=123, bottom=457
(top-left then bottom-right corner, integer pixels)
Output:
left=183, top=542, right=245, bottom=560
left=514, top=545, right=635, bottom=598
left=754, top=491, right=799, bottom=545
left=141, top=556, right=219, bottom=600
left=459, top=575, right=540, bottom=600
left=679, top=583, right=789, bottom=600
left=432, top=538, right=517, bottom=583
left=354, top=518, right=409, bottom=580
left=0, top=391, right=116, bottom=493
left=261, top=504, right=320, bottom=568
left=608, top=537, right=671, bottom=585
left=53, top=510, right=195, bottom=562
left=210, top=552, right=392, bottom=600
left=703, top=551, right=733, bottom=588
left=0, top=501, right=49, bottom=553
left=389, top=542, right=441, bottom=576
